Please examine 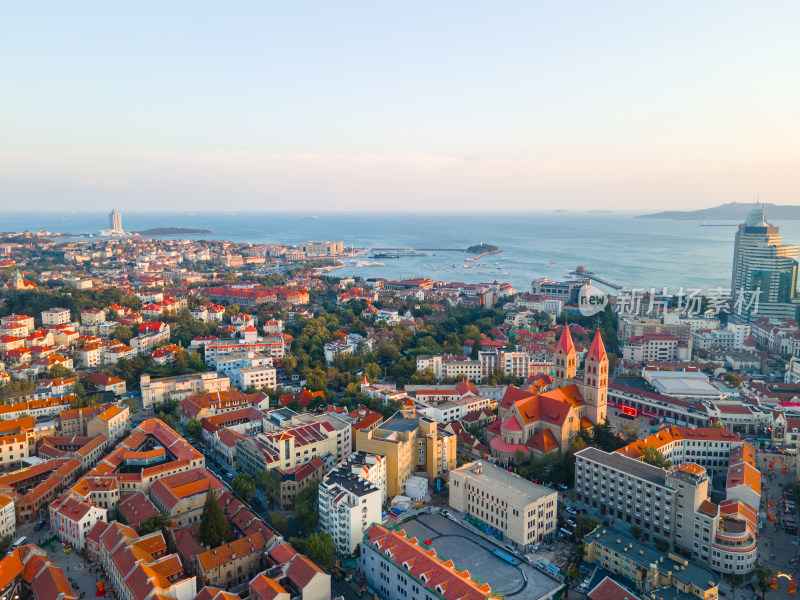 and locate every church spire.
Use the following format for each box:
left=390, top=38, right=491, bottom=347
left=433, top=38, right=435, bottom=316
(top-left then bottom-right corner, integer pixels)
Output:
left=586, top=330, right=607, bottom=363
